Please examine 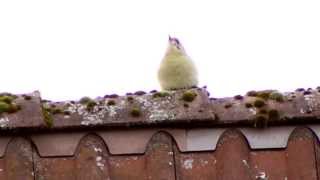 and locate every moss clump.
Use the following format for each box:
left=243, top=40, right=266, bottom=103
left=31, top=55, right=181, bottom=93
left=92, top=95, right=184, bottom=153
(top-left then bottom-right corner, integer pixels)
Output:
left=258, top=109, right=268, bottom=114
left=130, top=107, right=141, bottom=117
left=0, top=95, right=15, bottom=104
left=22, top=95, right=32, bottom=100
left=268, top=109, right=280, bottom=120
left=86, top=101, right=97, bottom=111
left=247, top=91, right=258, bottom=97
left=296, top=88, right=305, bottom=92
left=0, top=94, right=20, bottom=114
left=42, top=106, right=53, bottom=127
left=127, top=96, right=134, bottom=102
left=134, top=91, right=146, bottom=96
left=254, top=115, right=268, bottom=128
left=79, top=96, right=92, bottom=105
left=182, top=91, right=197, bottom=102
left=269, top=92, right=284, bottom=102
left=79, top=97, right=97, bottom=111
left=234, top=95, right=243, bottom=100
left=224, top=103, right=232, bottom=109
left=253, top=99, right=265, bottom=108
left=0, top=102, right=11, bottom=113
left=52, top=108, right=63, bottom=115
left=107, top=100, right=116, bottom=106
left=152, top=91, right=170, bottom=98
left=63, top=111, right=71, bottom=115
left=245, top=102, right=253, bottom=108
left=303, top=91, right=312, bottom=95
left=256, top=91, right=273, bottom=100
left=6, top=103, right=21, bottom=114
